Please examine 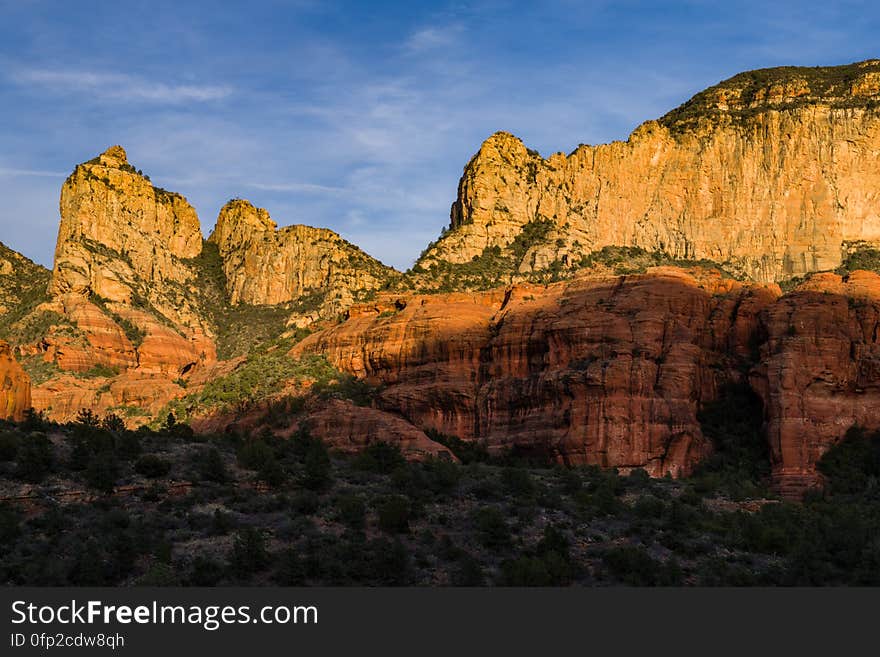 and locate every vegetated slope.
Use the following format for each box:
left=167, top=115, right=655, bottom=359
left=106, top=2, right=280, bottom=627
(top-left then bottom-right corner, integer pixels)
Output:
left=1, top=412, right=878, bottom=586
